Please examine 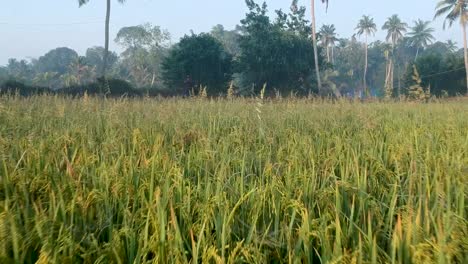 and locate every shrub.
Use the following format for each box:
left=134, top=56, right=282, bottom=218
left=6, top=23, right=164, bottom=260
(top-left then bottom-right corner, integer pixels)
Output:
left=58, top=78, right=141, bottom=97
left=0, top=80, right=52, bottom=96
